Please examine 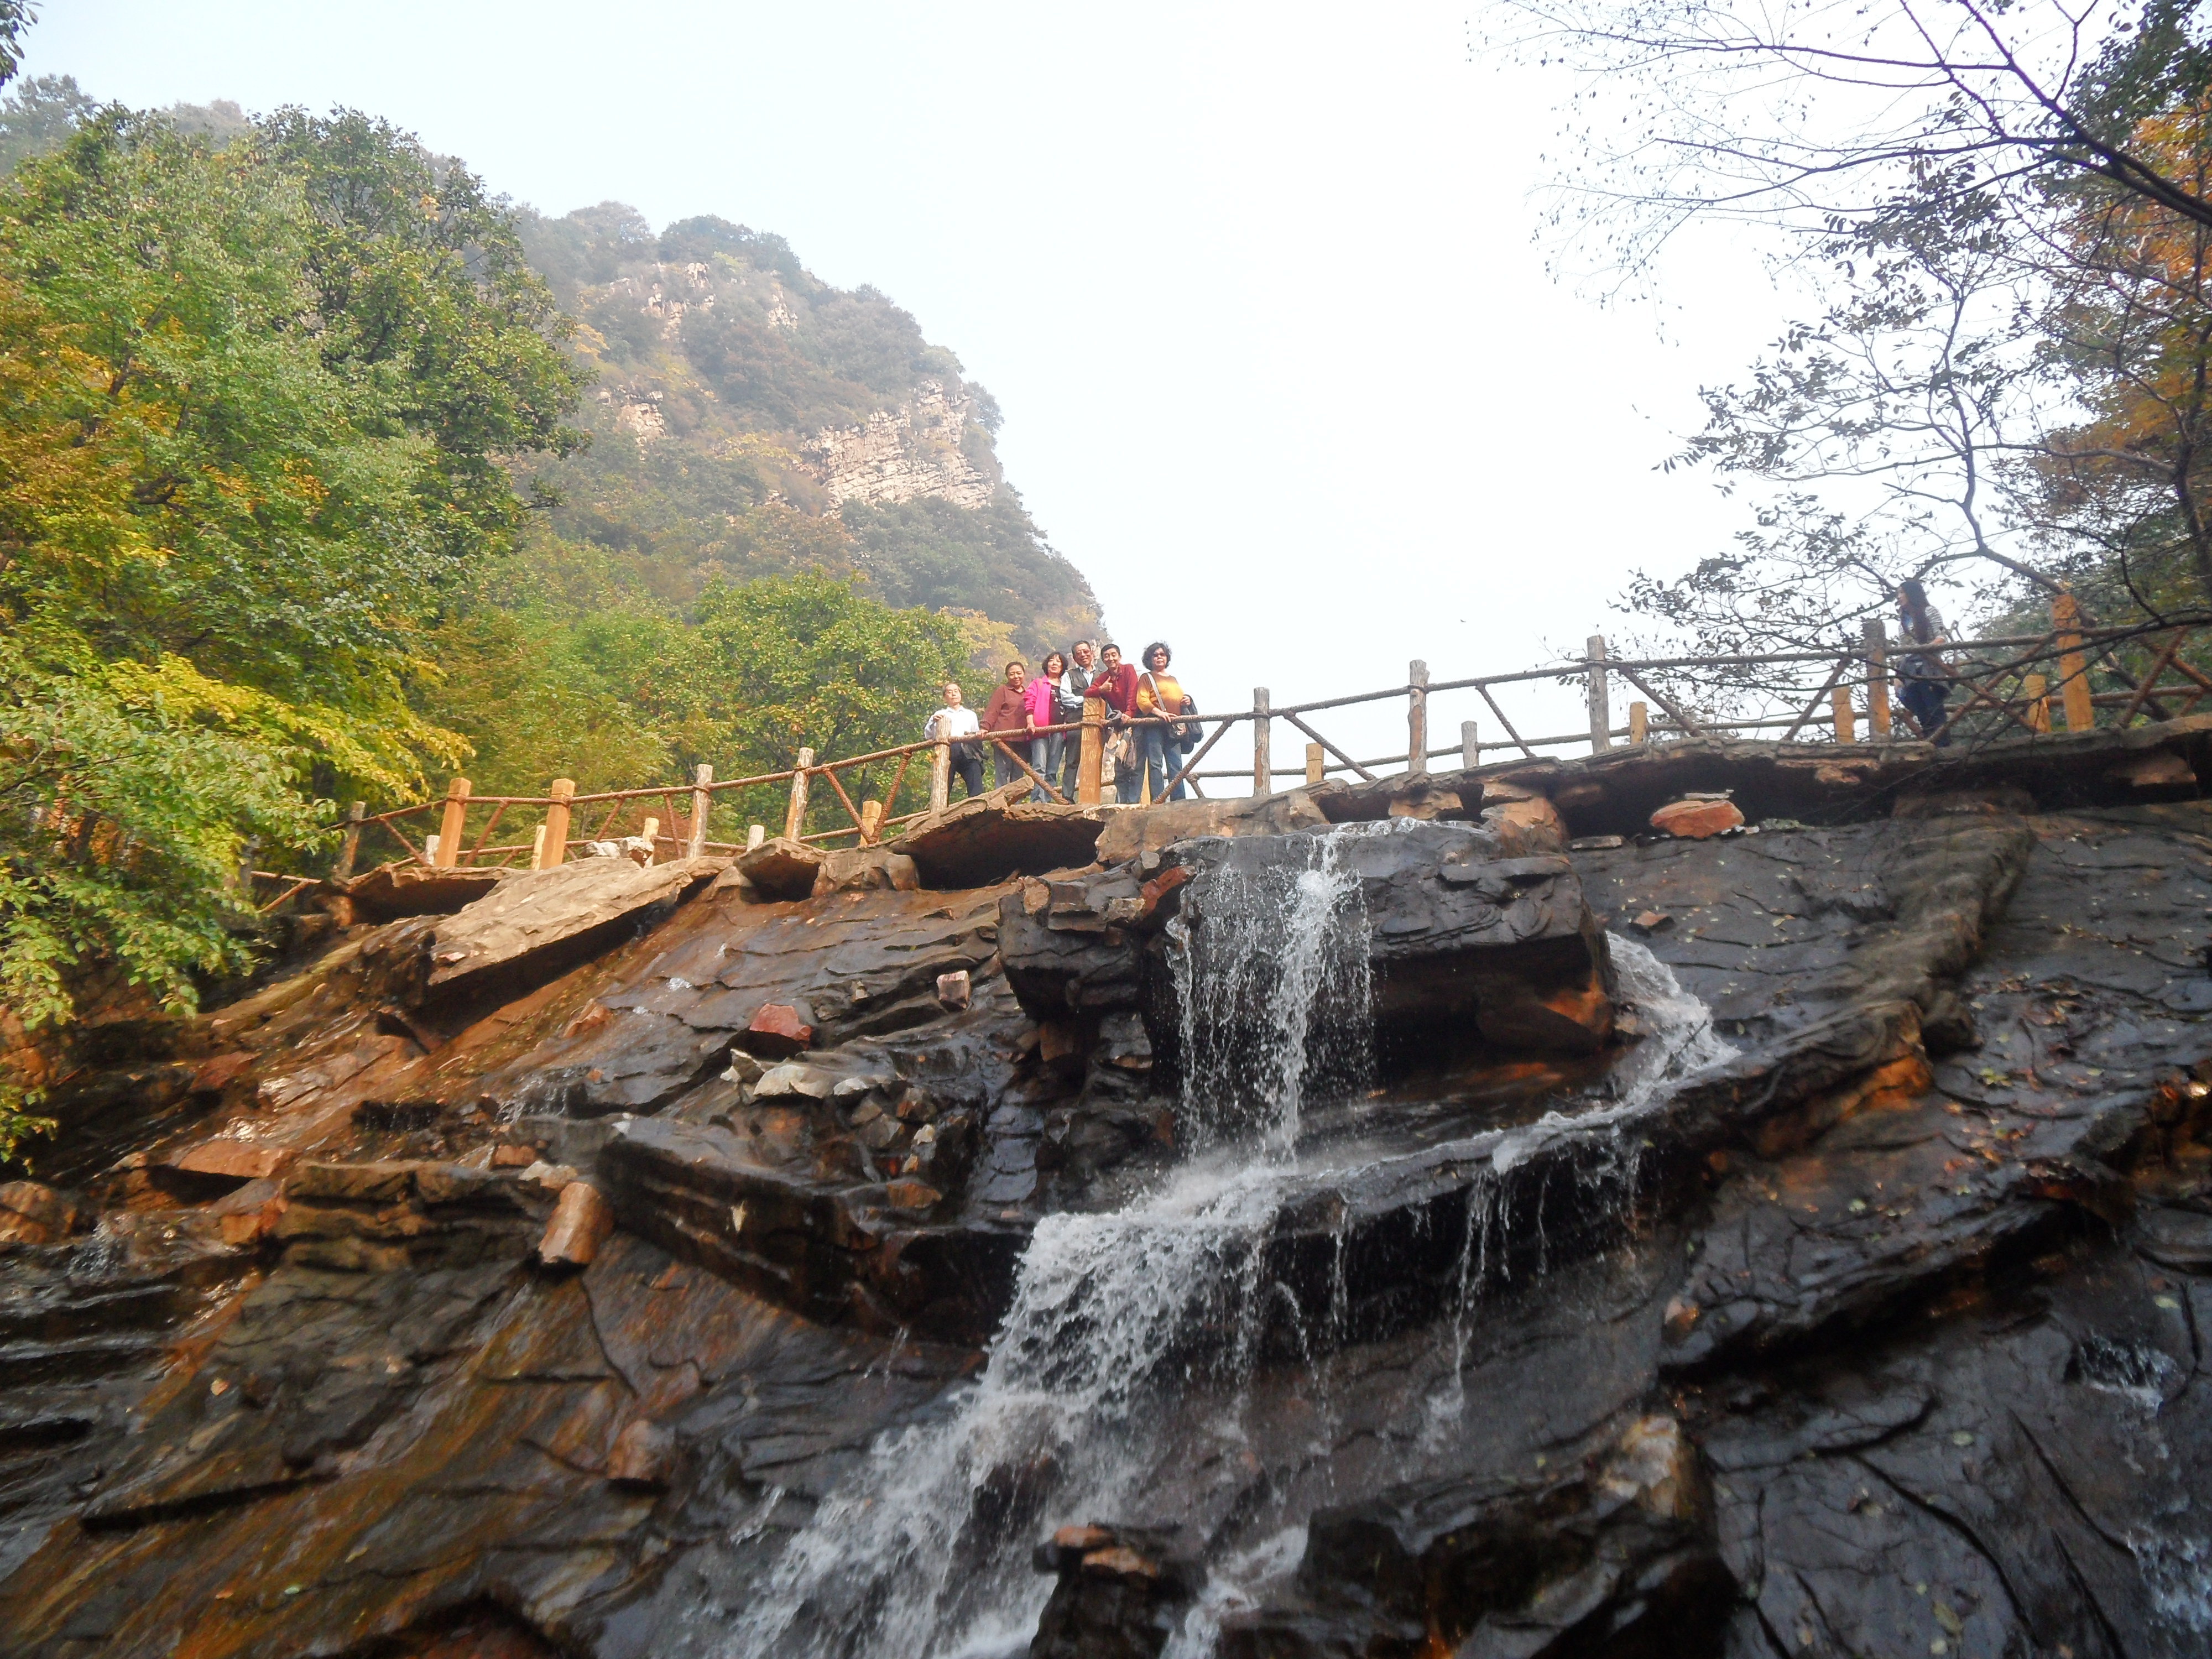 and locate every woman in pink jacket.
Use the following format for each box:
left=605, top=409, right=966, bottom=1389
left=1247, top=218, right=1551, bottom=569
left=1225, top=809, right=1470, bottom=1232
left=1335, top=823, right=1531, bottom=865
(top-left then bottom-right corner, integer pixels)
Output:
left=1024, top=651, right=1065, bottom=799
